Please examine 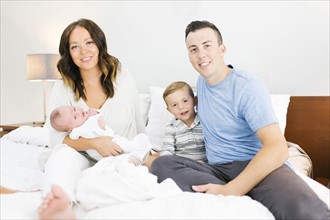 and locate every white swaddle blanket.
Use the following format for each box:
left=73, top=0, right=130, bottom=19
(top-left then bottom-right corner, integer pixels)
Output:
left=70, top=114, right=152, bottom=161
left=76, top=154, right=182, bottom=211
